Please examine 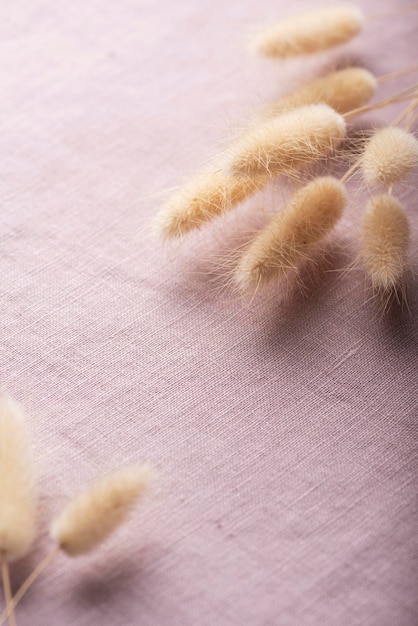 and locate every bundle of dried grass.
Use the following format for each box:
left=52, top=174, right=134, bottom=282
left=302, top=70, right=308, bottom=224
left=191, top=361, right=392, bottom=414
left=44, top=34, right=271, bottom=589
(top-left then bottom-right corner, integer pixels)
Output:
left=153, top=4, right=418, bottom=308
